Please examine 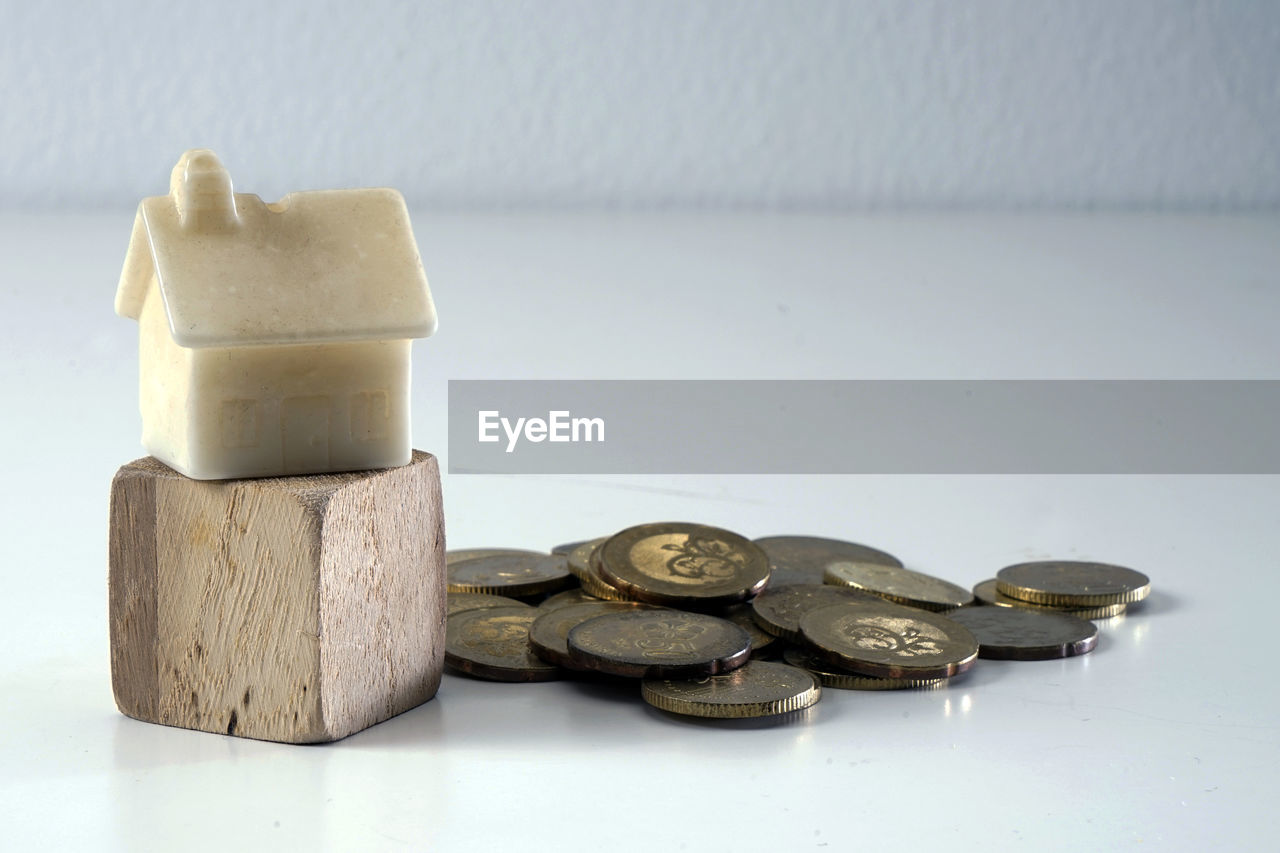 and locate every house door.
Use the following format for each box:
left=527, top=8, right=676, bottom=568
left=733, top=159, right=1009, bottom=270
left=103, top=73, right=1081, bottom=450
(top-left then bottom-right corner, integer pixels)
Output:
left=281, top=395, right=331, bottom=473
